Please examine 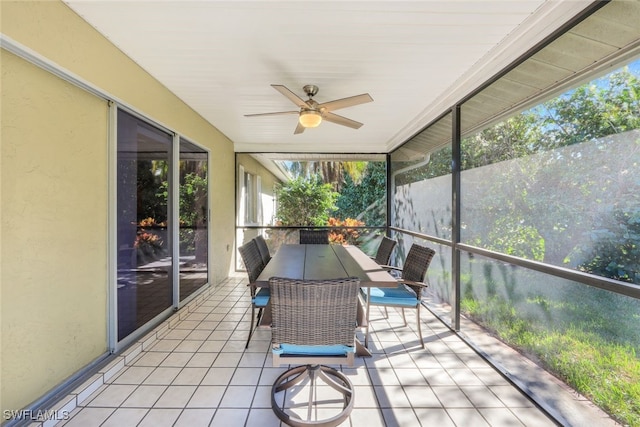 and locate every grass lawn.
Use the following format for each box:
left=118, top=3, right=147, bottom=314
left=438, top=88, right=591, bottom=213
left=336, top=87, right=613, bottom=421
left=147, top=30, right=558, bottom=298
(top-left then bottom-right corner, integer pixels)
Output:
left=462, top=294, right=640, bottom=426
